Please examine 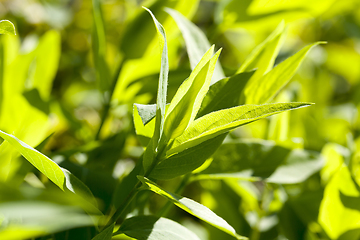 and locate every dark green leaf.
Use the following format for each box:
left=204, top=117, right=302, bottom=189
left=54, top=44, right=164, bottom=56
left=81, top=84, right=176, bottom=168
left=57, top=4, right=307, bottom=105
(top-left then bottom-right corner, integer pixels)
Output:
left=92, top=223, right=115, bottom=240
